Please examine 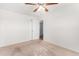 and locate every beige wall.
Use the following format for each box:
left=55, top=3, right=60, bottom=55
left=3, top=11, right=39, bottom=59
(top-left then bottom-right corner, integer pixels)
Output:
left=44, top=3, right=79, bottom=52
left=0, top=9, right=39, bottom=47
